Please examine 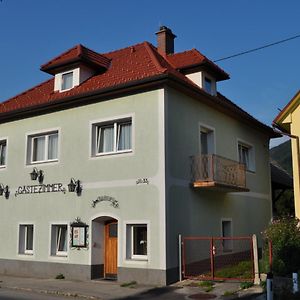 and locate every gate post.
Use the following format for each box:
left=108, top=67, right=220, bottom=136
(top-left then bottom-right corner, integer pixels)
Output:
left=210, top=237, right=215, bottom=279
left=252, top=234, right=260, bottom=284
left=179, top=234, right=182, bottom=281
